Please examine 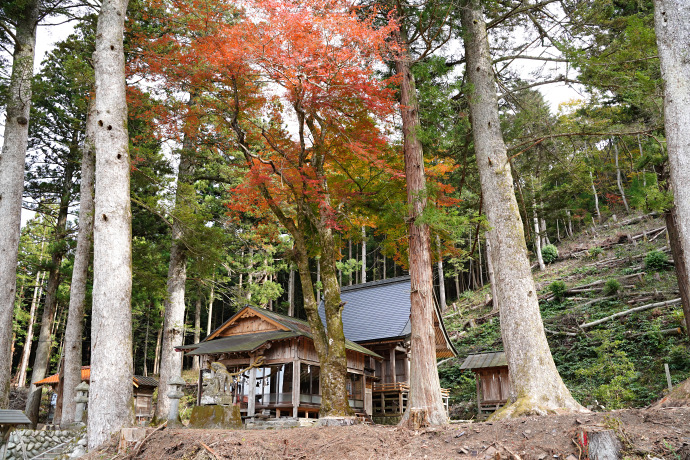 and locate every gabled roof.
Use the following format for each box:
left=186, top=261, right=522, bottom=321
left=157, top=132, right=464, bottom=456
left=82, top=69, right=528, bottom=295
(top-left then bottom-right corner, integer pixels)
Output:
left=34, top=366, right=158, bottom=387
left=0, top=410, right=31, bottom=425
left=318, top=276, right=457, bottom=357
left=180, top=305, right=382, bottom=359
left=459, top=351, right=507, bottom=370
